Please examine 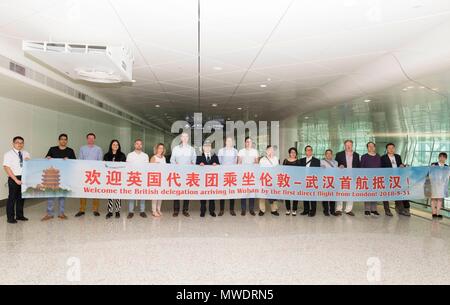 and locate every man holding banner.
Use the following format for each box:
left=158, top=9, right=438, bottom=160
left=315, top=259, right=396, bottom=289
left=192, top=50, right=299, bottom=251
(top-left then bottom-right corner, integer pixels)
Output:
left=170, top=132, right=196, bottom=217
left=75, top=133, right=103, bottom=217
left=127, top=139, right=149, bottom=219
